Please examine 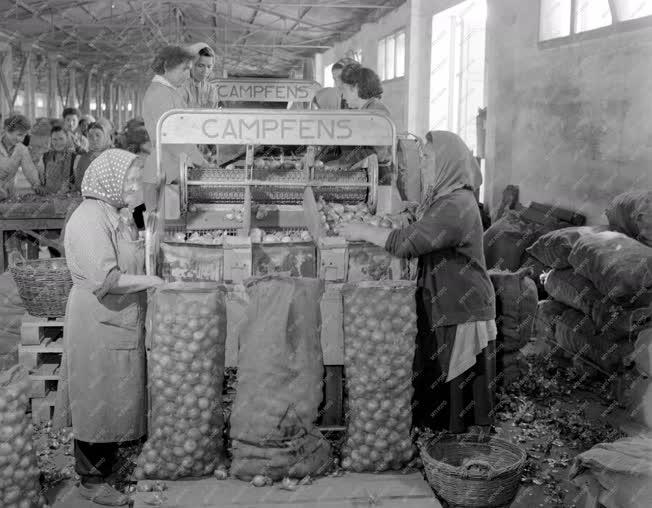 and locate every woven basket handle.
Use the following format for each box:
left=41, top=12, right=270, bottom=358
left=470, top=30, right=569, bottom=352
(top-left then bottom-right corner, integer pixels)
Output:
left=460, top=459, right=498, bottom=479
